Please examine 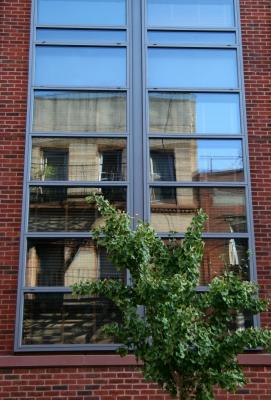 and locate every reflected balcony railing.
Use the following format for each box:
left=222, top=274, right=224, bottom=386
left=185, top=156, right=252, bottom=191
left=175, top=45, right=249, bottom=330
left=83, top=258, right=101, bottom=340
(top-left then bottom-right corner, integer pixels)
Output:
left=31, top=163, right=127, bottom=181
left=25, top=267, right=123, bottom=287
left=150, top=155, right=243, bottom=182
left=199, top=155, right=243, bottom=173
